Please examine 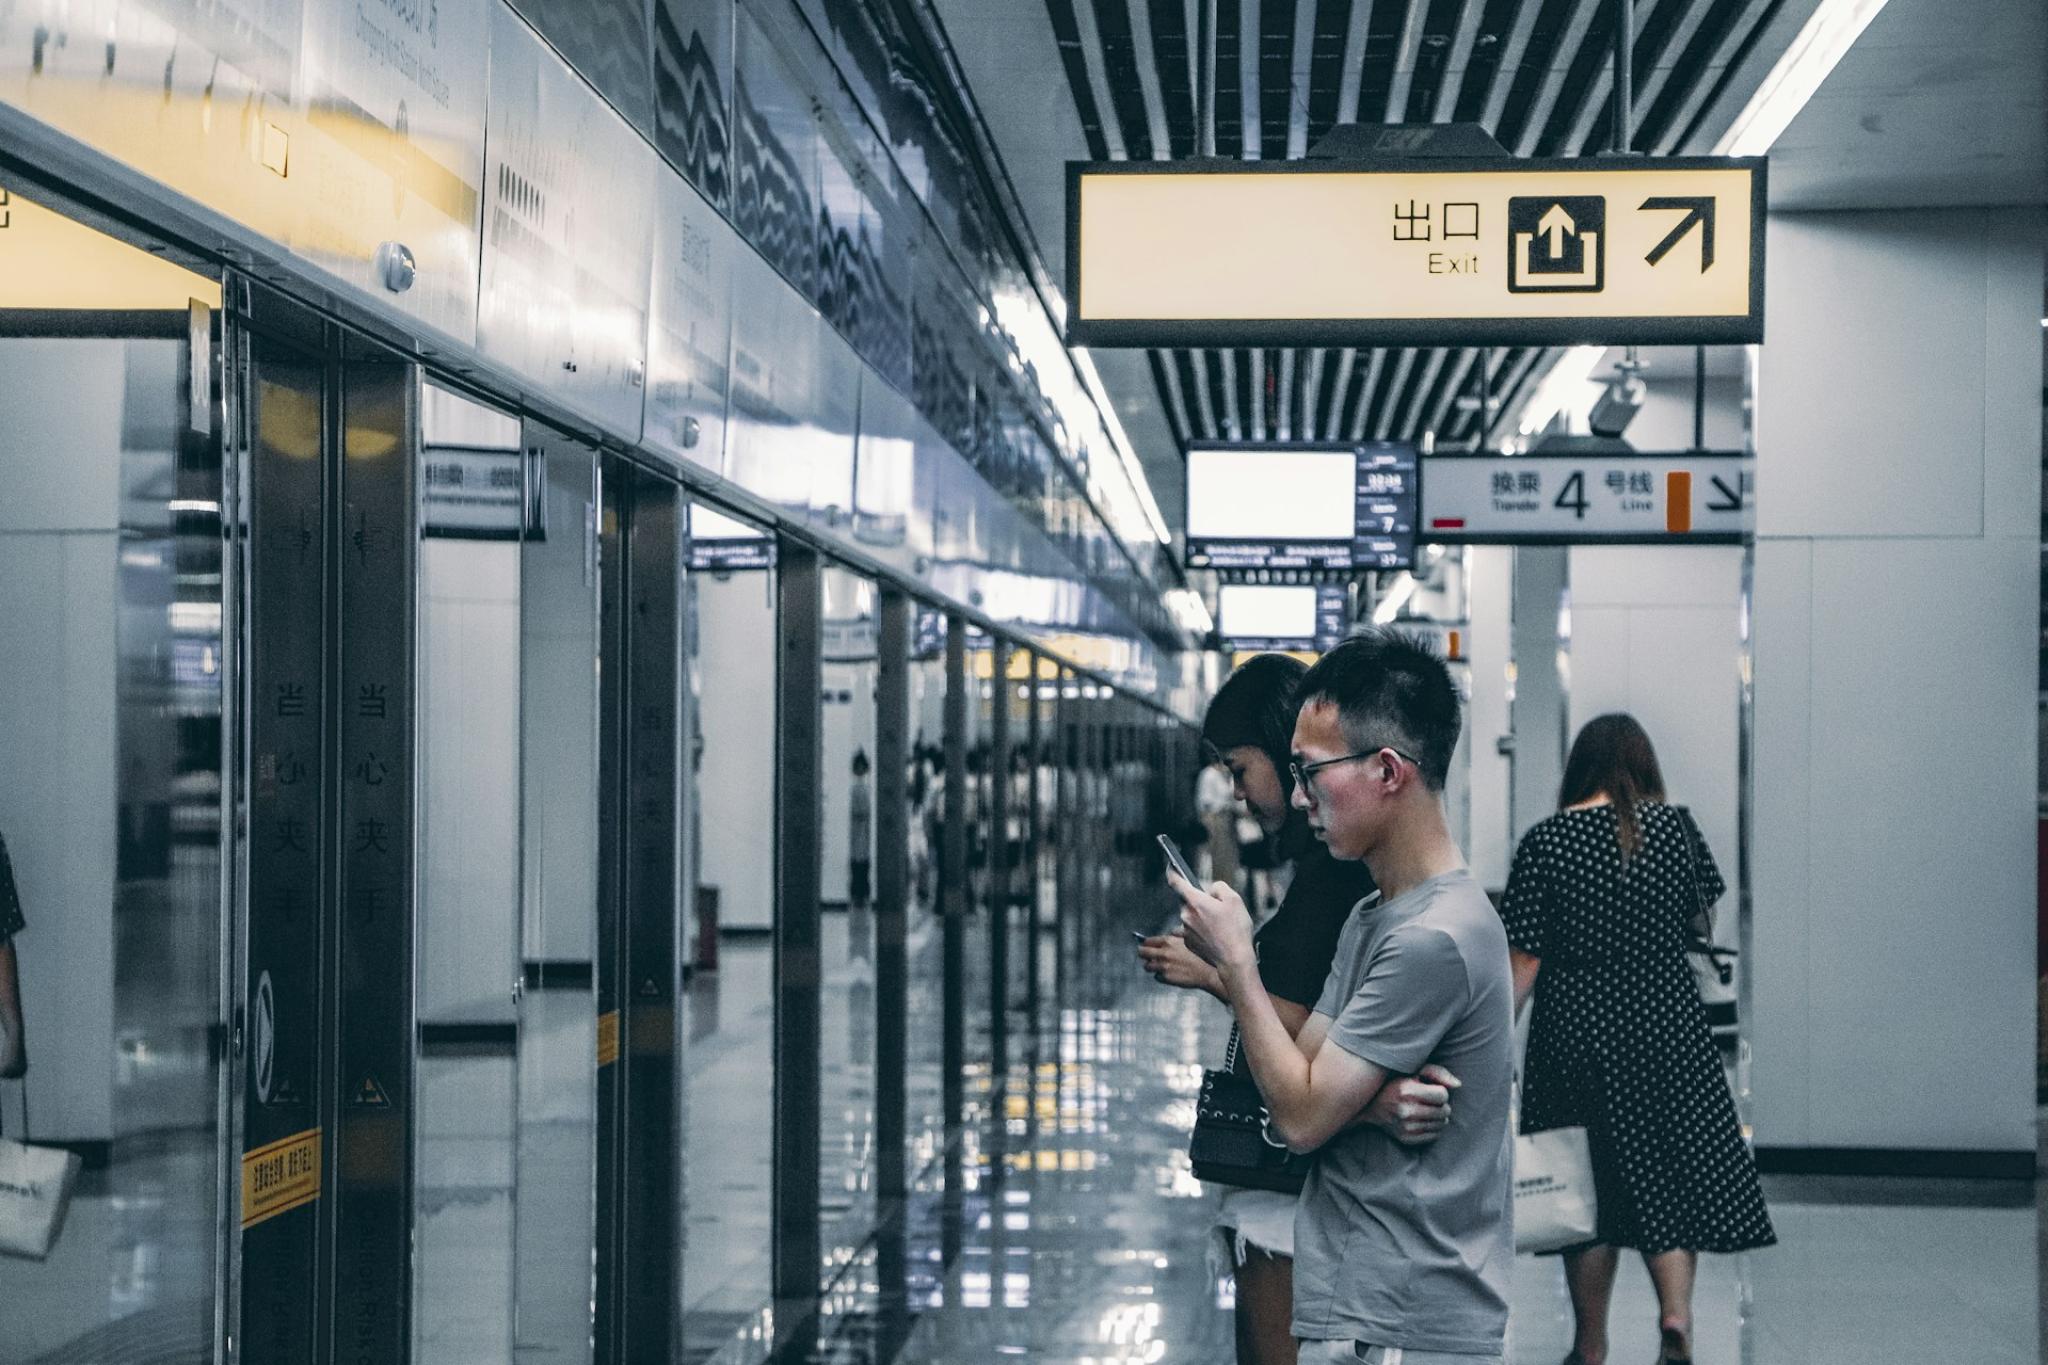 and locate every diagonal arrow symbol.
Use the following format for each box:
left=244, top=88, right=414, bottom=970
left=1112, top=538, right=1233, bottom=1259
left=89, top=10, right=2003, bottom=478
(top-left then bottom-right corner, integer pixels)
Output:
left=1641, top=197, right=1716, bottom=272
left=1706, top=474, right=1743, bottom=512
